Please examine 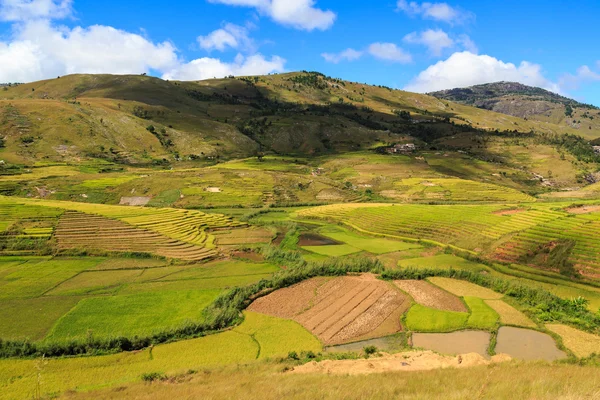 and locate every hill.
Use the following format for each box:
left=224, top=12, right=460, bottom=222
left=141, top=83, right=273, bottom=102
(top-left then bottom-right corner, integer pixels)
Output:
left=429, top=81, right=600, bottom=134
left=2, top=73, right=600, bottom=167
